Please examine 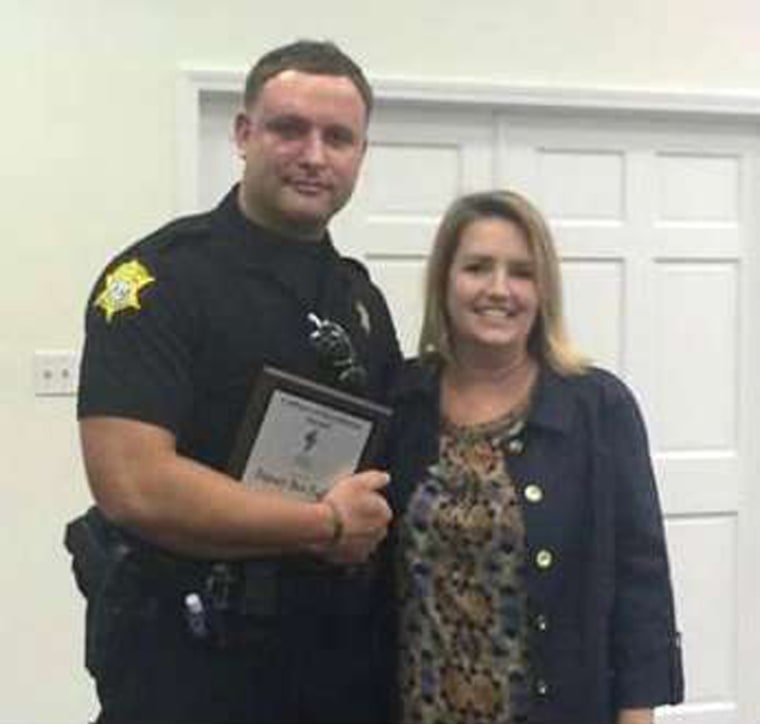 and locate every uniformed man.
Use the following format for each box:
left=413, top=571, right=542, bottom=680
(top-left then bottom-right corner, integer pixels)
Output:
left=67, top=40, right=402, bottom=724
